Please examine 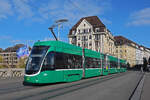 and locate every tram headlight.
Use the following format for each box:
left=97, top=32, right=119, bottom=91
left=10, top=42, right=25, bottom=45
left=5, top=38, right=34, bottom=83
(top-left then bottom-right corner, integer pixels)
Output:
left=35, top=77, right=39, bottom=82
left=27, top=77, right=30, bottom=81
